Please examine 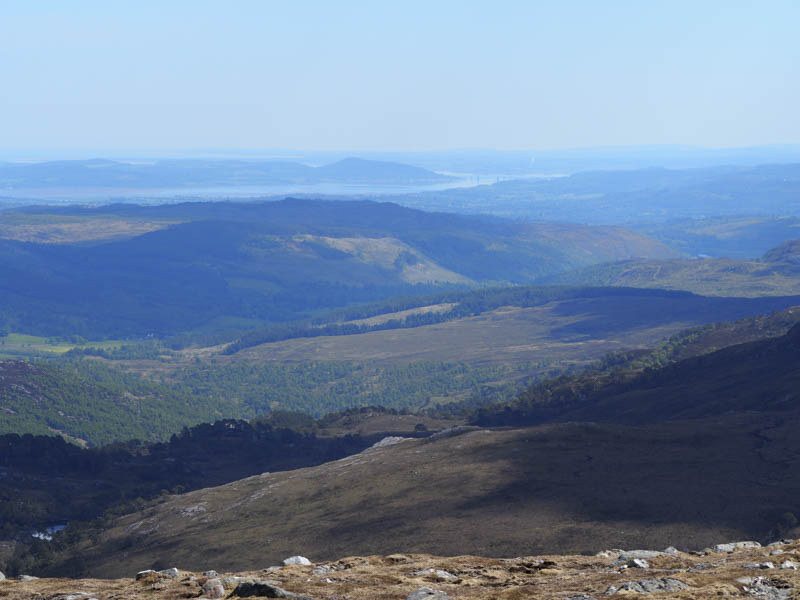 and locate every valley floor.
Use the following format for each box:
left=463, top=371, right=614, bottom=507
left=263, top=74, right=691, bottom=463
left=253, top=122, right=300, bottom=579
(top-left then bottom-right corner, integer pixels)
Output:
left=2, top=541, right=798, bottom=599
